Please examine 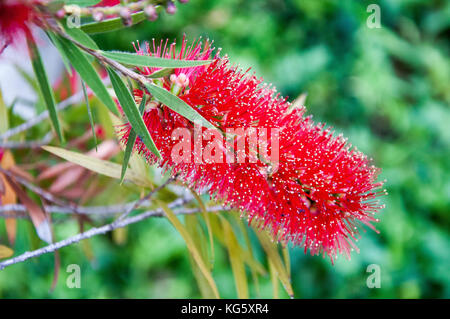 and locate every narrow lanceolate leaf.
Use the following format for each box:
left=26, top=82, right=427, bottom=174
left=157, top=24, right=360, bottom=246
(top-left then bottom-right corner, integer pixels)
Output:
left=81, top=81, right=97, bottom=149
left=27, top=39, right=64, bottom=142
left=63, top=22, right=99, bottom=50
left=120, top=94, right=146, bottom=183
left=147, top=68, right=174, bottom=79
left=282, top=246, right=291, bottom=279
left=53, top=36, right=119, bottom=116
left=46, top=31, right=72, bottom=75
left=107, top=68, right=161, bottom=159
left=81, top=11, right=146, bottom=34
left=0, top=87, right=8, bottom=133
left=63, top=0, right=101, bottom=7
left=42, top=145, right=150, bottom=187
left=159, top=202, right=220, bottom=299
left=1, top=151, right=18, bottom=246
left=190, top=189, right=215, bottom=268
left=102, top=51, right=213, bottom=68
left=221, top=217, right=249, bottom=299
left=3, top=174, right=52, bottom=244
left=254, top=229, right=294, bottom=298
left=269, top=259, right=280, bottom=299
left=145, top=83, right=216, bottom=130
left=0, top=245, right=14, bottom=259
